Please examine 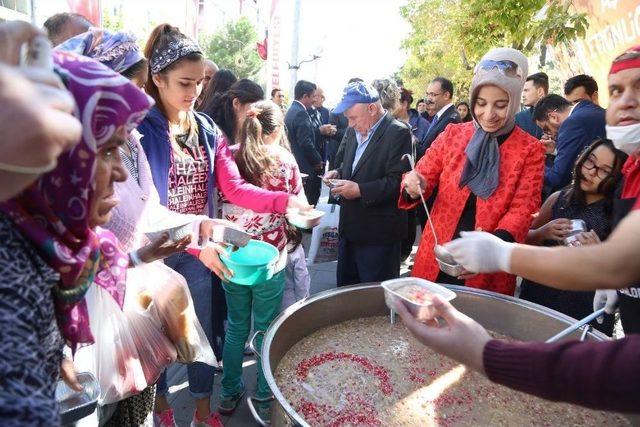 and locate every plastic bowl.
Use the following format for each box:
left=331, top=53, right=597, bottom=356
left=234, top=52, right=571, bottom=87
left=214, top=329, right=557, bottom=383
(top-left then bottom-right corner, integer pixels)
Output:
left=144, top=221, right=192, bottom=243
left=563, top=219, right=588, bottom=246
left=286, top=208, right=325, bottom=229
left=56, top=371, right=100, bottom=424
left=220, top=240, right=279, bottom=286
left=436, top=258, right=466, bottom=277
left=382, top=278, right=456, bottom=322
